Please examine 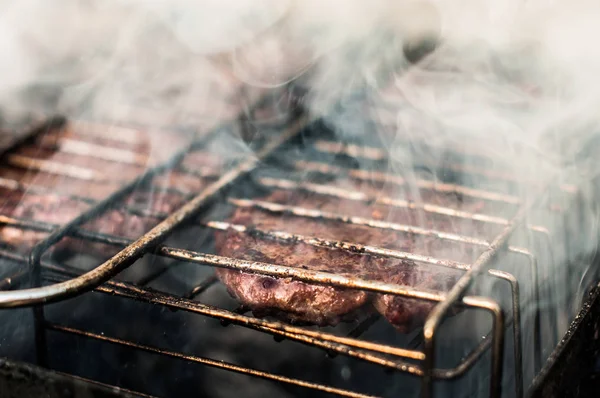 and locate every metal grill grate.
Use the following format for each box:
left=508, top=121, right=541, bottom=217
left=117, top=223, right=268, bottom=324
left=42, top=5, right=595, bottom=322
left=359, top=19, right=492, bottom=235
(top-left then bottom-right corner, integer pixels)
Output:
left=0, top=104, right=585, bottom=398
